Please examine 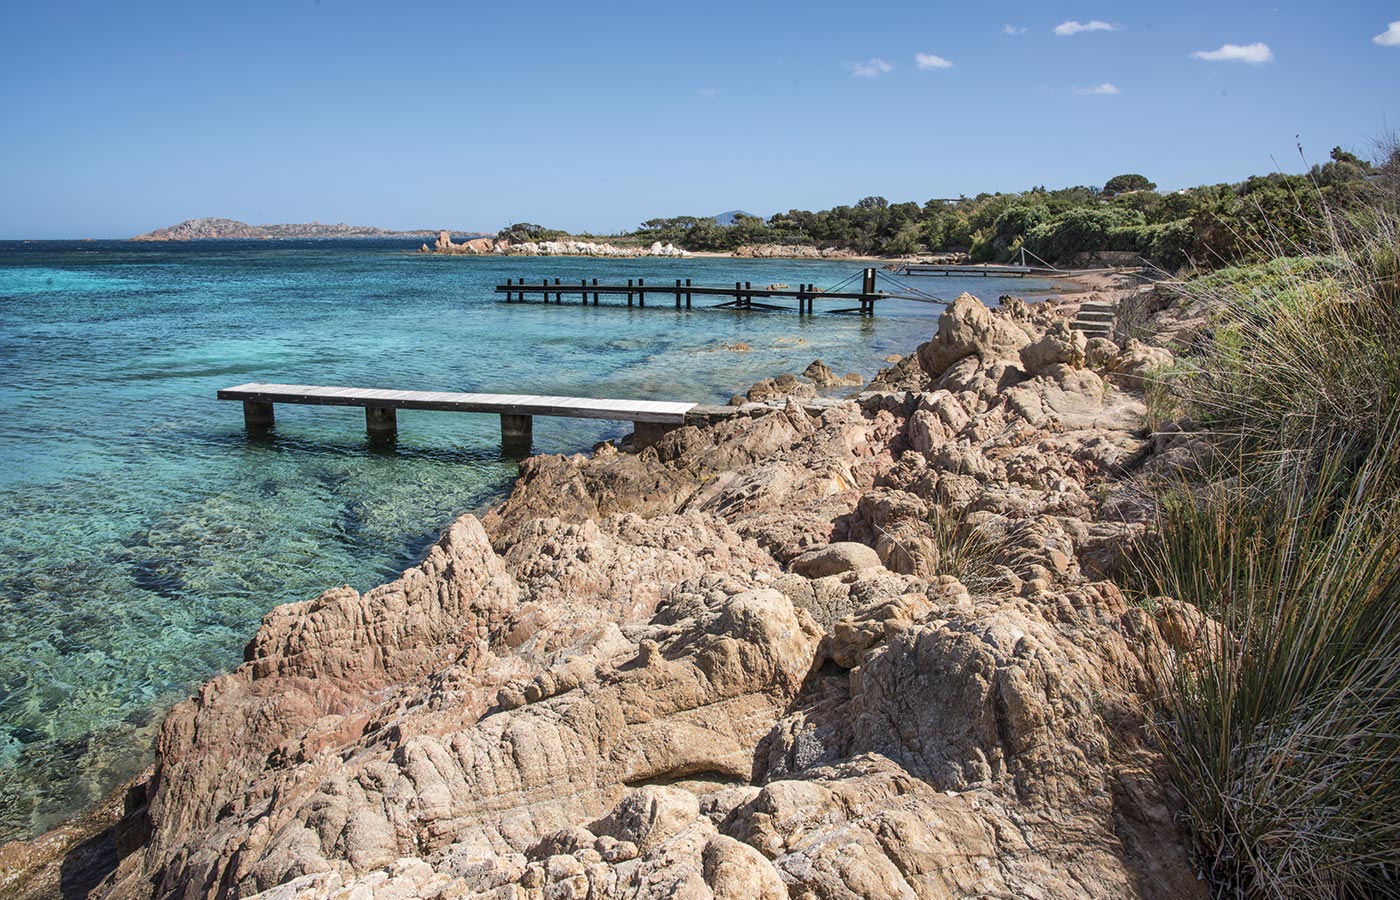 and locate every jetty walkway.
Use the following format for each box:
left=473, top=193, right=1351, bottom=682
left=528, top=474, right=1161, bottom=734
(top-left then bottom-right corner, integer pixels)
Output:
left=896, top=263, right=1046, bottom=277
left=495, top=268, right=940, bottom=315
left=218, top=382, right=695, bottom=451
